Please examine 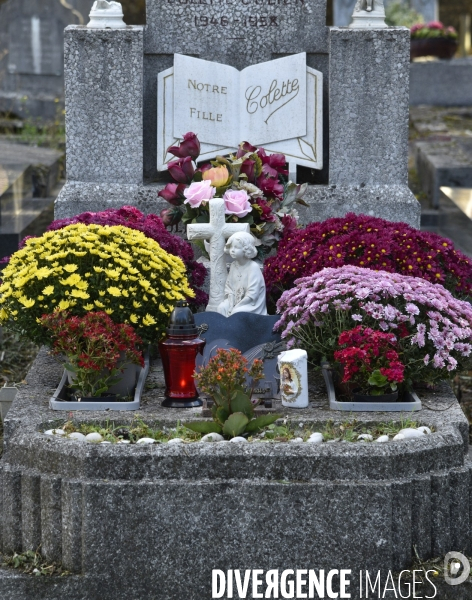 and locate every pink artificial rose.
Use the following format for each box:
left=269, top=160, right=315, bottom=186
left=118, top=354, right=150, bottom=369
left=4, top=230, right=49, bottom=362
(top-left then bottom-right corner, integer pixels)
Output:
left=223, top=189, right=252, bottom=218
left=183, top=180, right=216, bottom=208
